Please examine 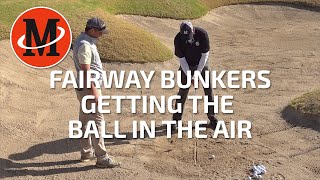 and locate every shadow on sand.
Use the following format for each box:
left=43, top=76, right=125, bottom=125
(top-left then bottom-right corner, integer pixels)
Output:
left=0, top=158, right=93, bottom=178
left=281, top=105, right=320, bottom=132
left=1, top=126, right=172, bottom=178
